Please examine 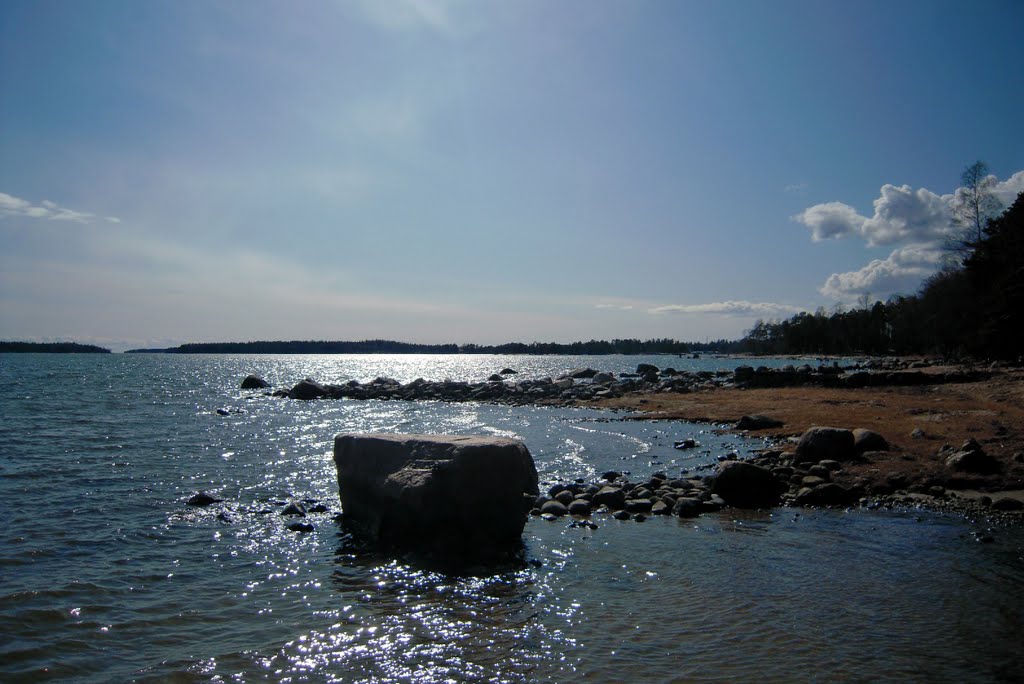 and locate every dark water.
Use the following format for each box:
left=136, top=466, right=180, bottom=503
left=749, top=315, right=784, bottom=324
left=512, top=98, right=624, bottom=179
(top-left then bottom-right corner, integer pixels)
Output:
left=1, top=354, right=1021, bottom=682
